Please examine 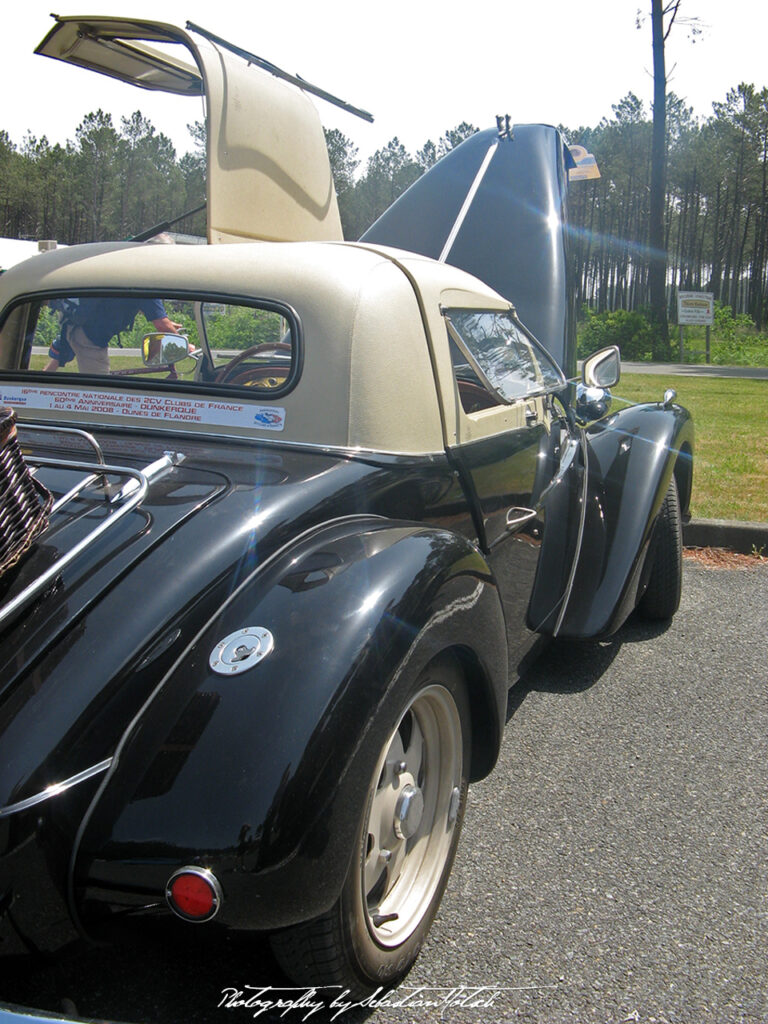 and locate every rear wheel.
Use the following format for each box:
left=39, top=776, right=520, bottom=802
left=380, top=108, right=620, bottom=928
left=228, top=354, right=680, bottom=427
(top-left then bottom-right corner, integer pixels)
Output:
left=270, top=655, right=469, bottom=997
left=638, top=475, right=682, bottom=620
